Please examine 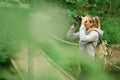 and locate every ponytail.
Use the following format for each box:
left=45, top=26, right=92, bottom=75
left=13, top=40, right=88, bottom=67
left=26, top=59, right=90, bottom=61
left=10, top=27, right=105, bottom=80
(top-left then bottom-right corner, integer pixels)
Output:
left=93, top=16, right=101, bottom=29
